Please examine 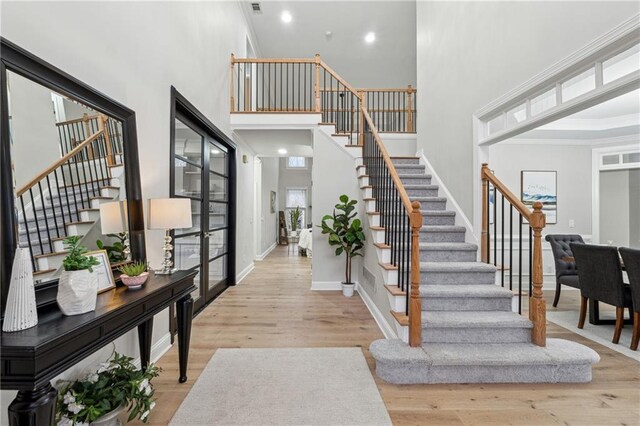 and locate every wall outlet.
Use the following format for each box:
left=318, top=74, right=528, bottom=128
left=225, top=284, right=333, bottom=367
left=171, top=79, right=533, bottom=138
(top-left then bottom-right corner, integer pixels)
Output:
left=568, top=219, right=575, bottom=228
